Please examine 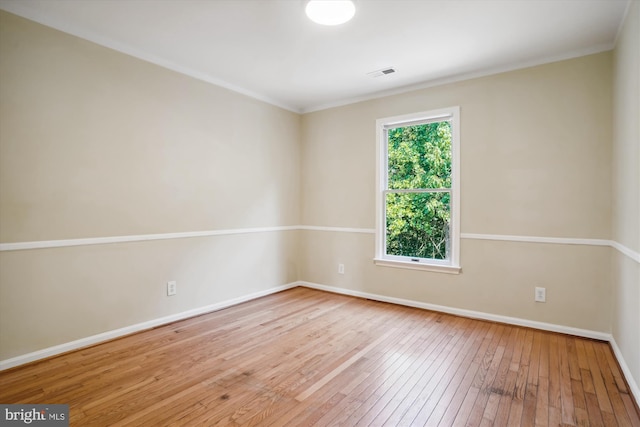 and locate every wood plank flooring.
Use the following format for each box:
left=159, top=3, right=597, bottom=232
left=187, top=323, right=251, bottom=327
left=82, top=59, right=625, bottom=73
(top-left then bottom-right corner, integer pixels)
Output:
left=1, top=287, right=638, bottom=426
